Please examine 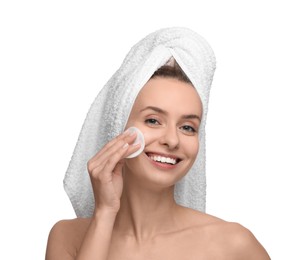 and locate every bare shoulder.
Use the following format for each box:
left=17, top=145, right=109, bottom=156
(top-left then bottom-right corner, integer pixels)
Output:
left=215, top=221, right=271, bottom=260
left=45, top=218, right=91, bottom=260
left=179, top=208, right=270, bottom=259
